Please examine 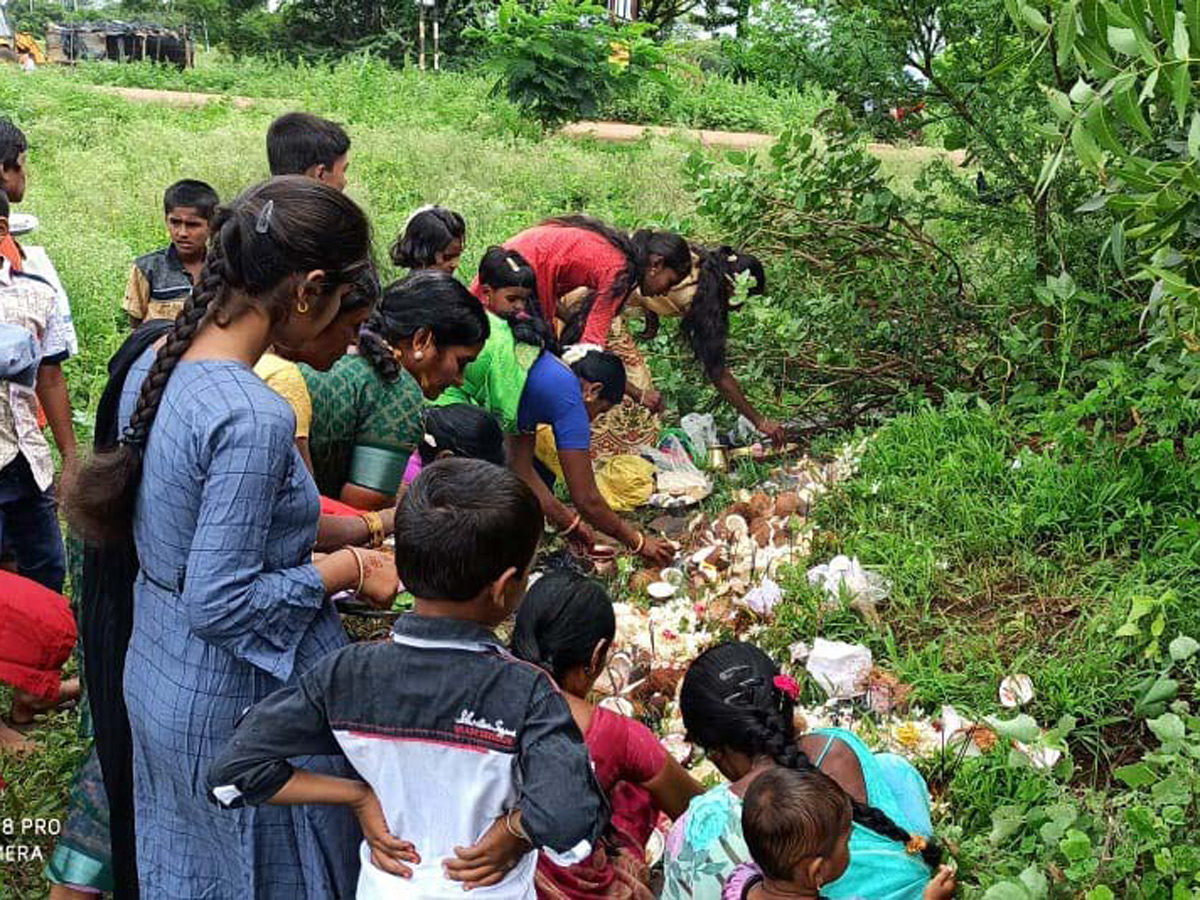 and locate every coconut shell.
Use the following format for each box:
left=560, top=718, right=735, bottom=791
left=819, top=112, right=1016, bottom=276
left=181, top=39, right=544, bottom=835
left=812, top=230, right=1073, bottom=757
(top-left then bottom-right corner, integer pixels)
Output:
left=752, top=522, right=772, bottom=548
left=725, top=501, right=754, bottom=521
left=629, top=570, right=658, bottom=593
left=749, top=492, right=774, bottom=519
left=774, top=493, right=801, bottom=517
